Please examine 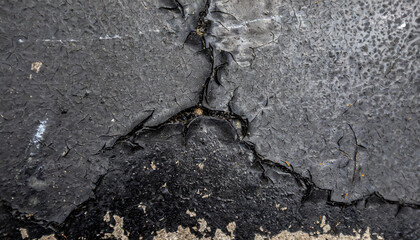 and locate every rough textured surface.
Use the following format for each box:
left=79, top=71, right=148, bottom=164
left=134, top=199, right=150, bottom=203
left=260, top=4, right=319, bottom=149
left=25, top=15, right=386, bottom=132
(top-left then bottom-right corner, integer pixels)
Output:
left=2, top=116, right=420, bottom=239
left=0, top=0, right=210, bottom=223
left=205, top=0, right=420, bottom=204
left=0, top=0, right=419, bottom=239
